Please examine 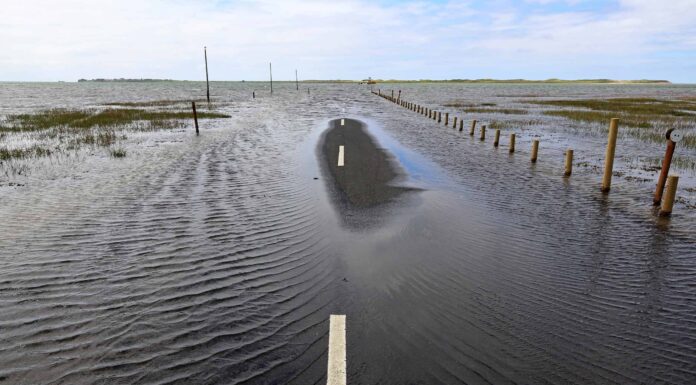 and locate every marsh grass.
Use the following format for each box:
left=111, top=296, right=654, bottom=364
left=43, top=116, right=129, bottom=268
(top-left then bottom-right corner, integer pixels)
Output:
left=0, top=108, right=230, bottom=132
left=462, top=107, right=528, bottom=115
left=0, top=146, right=52, bottom=161
left=526, top=97, right=696, bottom=150
left=488, top=119, right=544, bottom=130
left=104, top=99, right=208, bottom=107
left=110, top=148, right=127, bottom=158
left=530, top=98, right=696, bottom=117
left=543, top=110, right=653, bottom=128
left=444, top=102, right=497, bottom=107
left=0, top=106, right=229, bottom=160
